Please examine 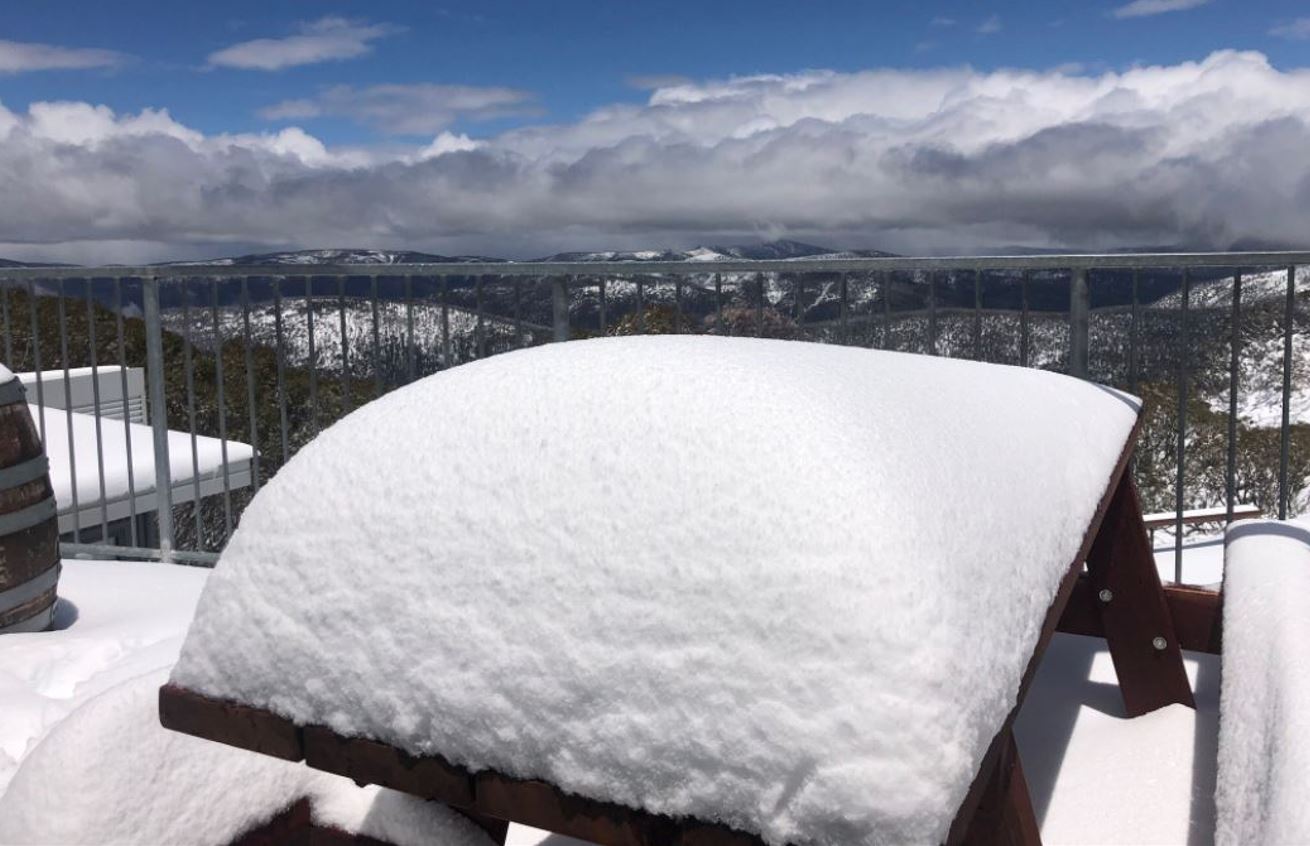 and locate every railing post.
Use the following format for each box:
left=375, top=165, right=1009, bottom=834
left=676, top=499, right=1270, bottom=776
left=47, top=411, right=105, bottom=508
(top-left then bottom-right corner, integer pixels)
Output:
left=141, top=276, right=174, bottom=561
left=1279, top=265, right=1295, bottom=519
left=1069, top=268, right=1089, bottom=379
left=552, top=276, right=569, bottom=342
